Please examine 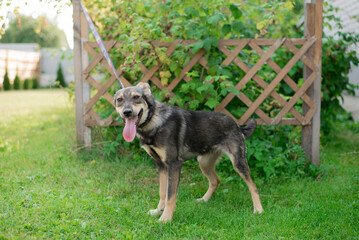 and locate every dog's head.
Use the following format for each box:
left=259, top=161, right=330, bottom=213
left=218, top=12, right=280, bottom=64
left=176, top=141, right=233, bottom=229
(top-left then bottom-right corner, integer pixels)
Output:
left=113, top=82, right=153, bottom=142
